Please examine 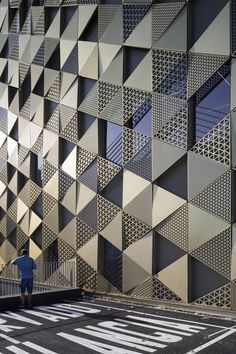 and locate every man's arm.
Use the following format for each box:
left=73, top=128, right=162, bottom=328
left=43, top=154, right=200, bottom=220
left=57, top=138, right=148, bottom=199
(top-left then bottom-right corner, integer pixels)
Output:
left=11, top=258, right=18, bottom=265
